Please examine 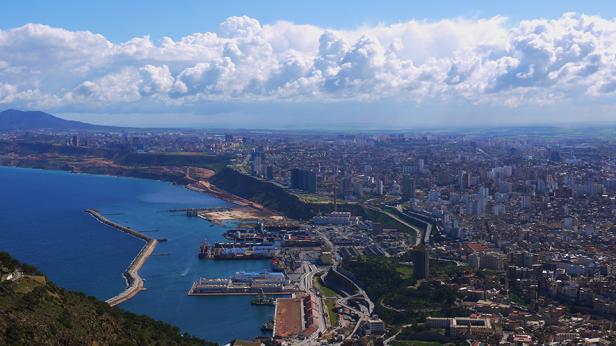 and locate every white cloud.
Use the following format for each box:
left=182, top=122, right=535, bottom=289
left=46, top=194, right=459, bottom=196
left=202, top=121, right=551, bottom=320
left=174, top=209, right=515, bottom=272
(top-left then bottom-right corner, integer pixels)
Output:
left=1, top=13, right=616, bottom=115
left=0, top=83, right=17, bottom=104
left=139, top=64, right=174, bottom=96
left=172, top=59, right=236, bottom=96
